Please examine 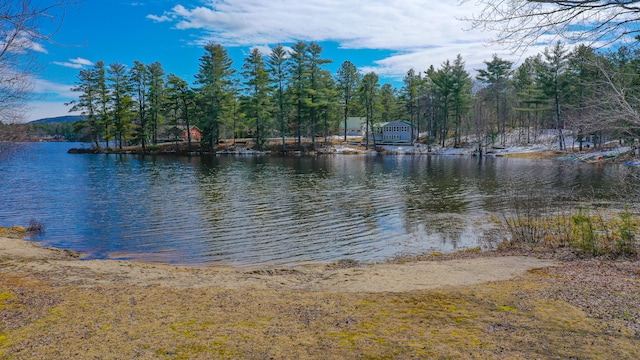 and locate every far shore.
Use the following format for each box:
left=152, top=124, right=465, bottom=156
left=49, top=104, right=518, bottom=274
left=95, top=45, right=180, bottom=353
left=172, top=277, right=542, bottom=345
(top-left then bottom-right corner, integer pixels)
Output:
left=60, top=138, right=639, bottom=168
